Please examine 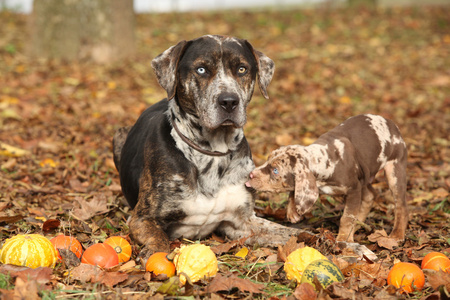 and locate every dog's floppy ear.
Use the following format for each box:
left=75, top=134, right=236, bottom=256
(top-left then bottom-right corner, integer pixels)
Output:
left=294, top=167, right=319, bottom=215
left=245, top=41, right=275, bottom=100
left=151, top=40, right=190, bottom=100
